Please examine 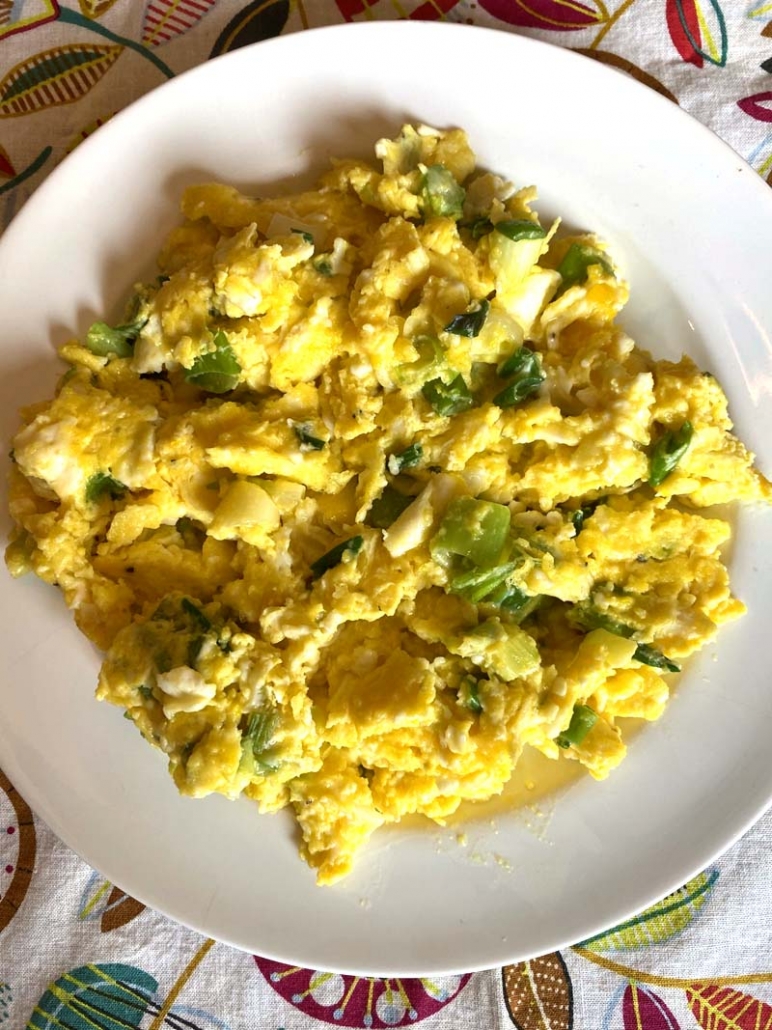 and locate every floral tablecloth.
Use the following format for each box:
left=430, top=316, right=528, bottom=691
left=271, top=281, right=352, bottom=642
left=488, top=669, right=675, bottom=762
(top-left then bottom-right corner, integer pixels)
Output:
left=2, top=1, right=772, bottom=1027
